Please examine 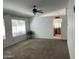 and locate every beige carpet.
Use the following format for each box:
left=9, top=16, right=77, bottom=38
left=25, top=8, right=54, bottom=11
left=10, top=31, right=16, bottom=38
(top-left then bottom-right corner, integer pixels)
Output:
left=4, top=39, right=70, bottom=59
